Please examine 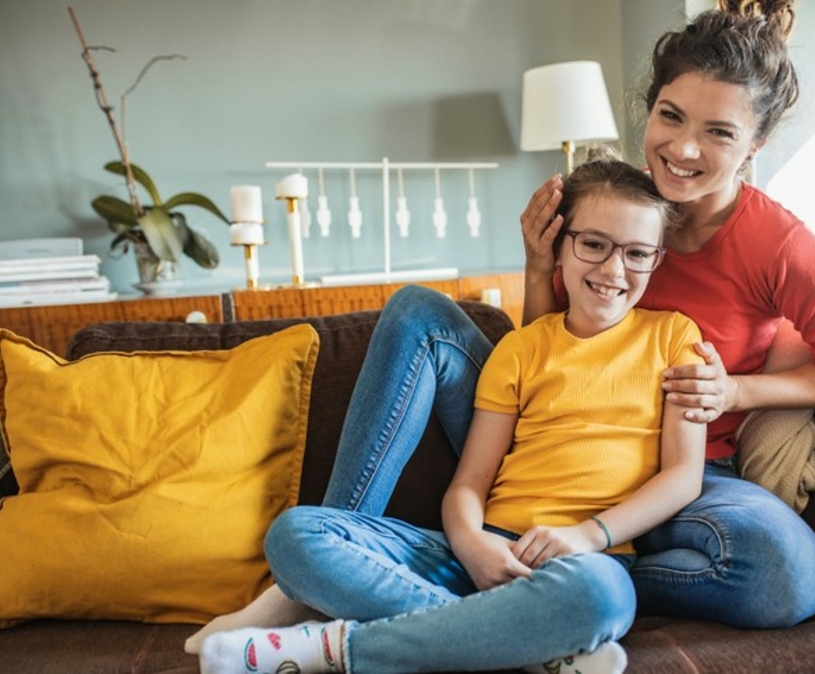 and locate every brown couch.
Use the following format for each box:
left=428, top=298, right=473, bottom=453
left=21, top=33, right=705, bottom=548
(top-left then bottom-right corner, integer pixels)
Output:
left=1, top=301, right=814, bottom=673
